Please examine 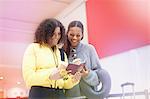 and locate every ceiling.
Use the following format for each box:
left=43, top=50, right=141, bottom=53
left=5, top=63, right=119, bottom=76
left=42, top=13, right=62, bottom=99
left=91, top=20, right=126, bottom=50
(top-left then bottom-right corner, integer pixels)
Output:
left=0, top=0, right=75, bottom=66
left=0, top=0, right=75, bottom=41
left=0, top=0, right=74, bottom=23
left=0, top=0, right=76, bottom=97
